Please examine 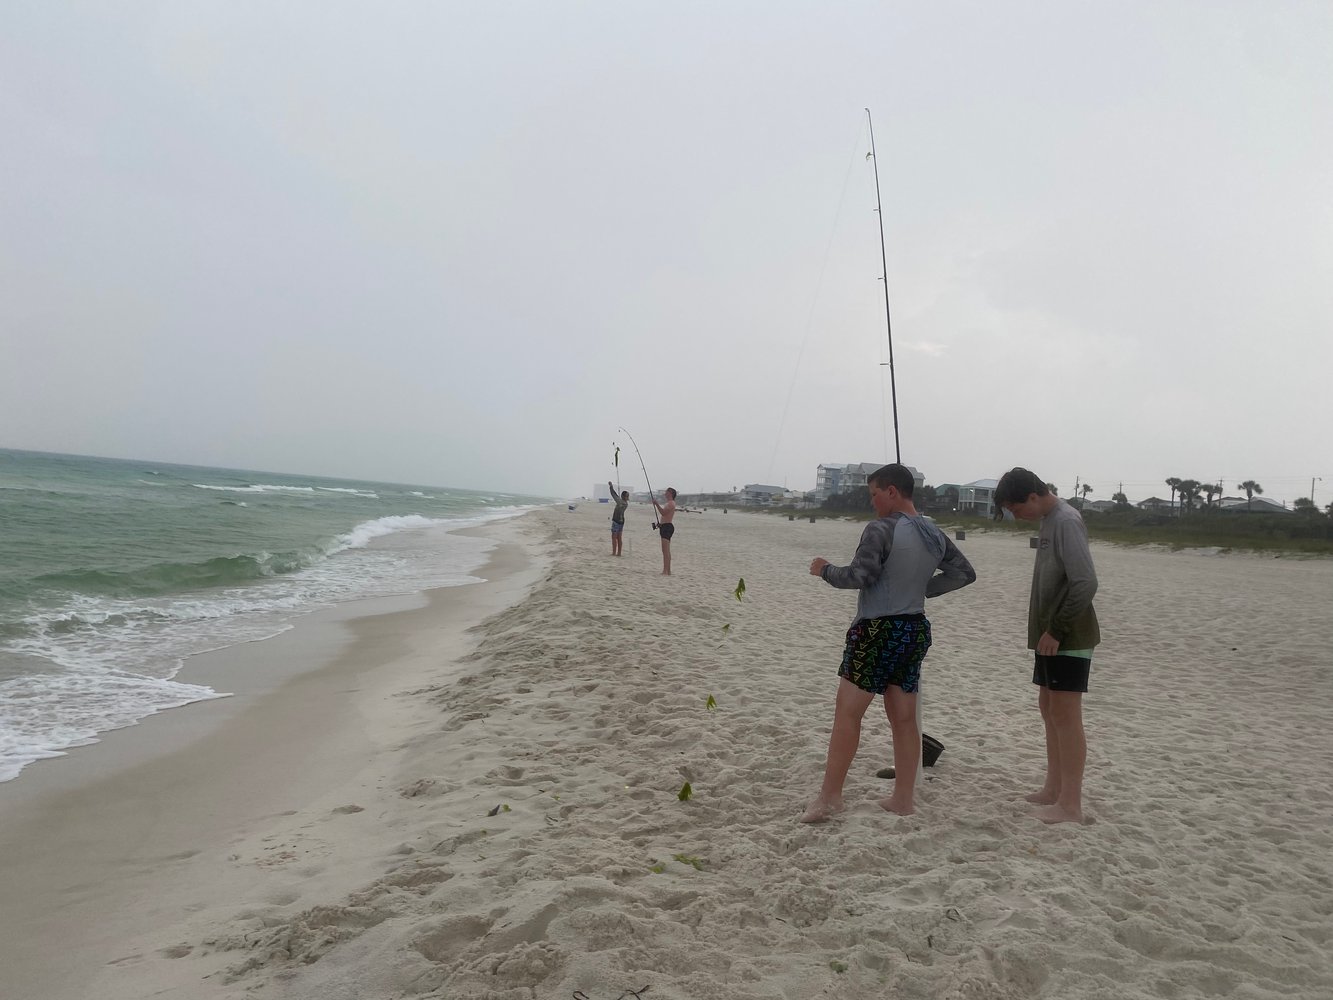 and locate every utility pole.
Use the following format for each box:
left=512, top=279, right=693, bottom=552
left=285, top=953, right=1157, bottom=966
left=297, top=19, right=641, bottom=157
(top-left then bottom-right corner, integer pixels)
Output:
left=1313, top=477, right=1323, bottom=504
